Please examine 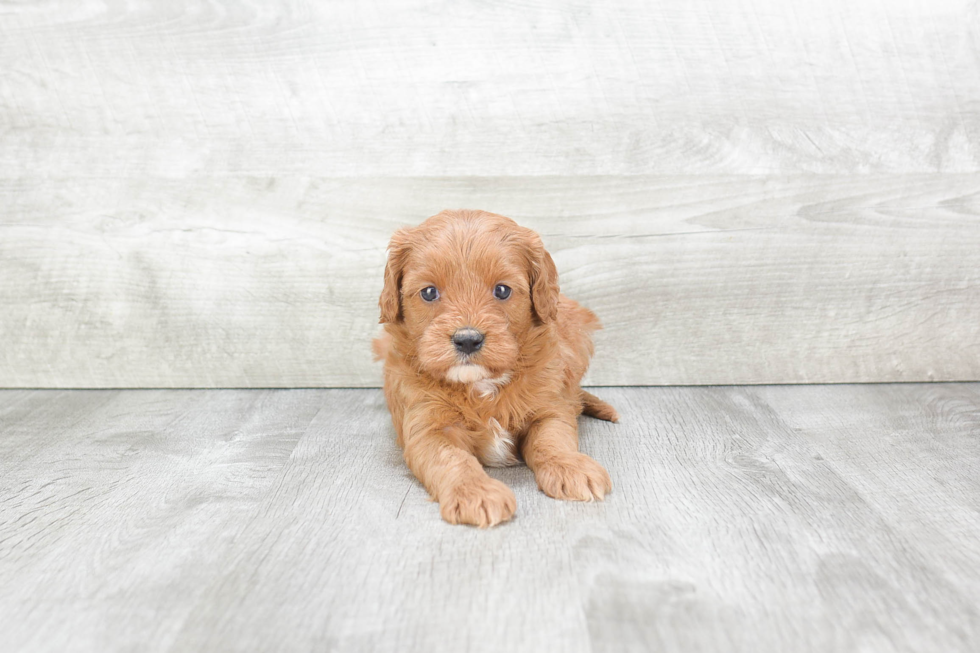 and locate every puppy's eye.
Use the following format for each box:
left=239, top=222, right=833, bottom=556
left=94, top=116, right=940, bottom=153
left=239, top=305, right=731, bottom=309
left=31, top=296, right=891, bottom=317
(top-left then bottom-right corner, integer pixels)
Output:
left=493, top=284, right=512, bottom=300
left=420, top=286, right=439, bottom=302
